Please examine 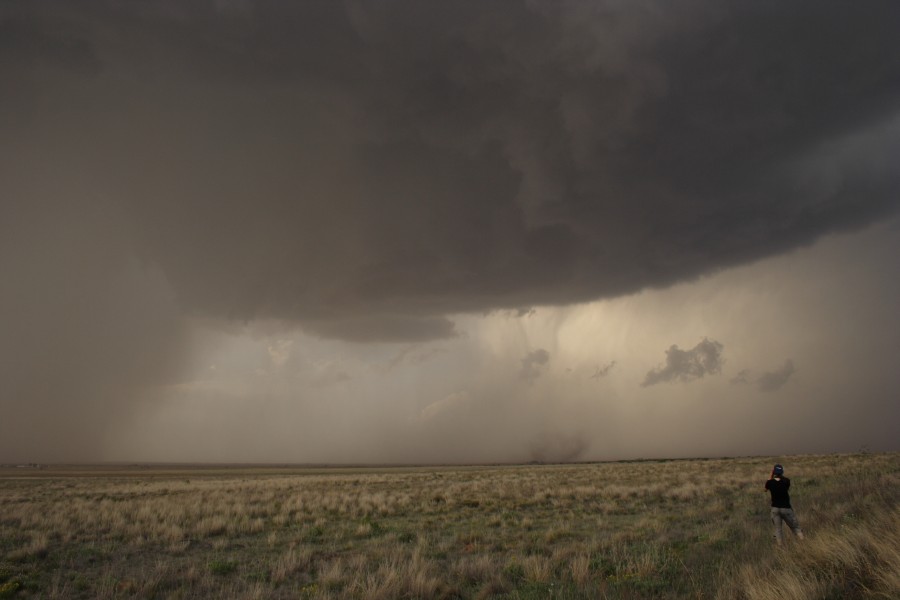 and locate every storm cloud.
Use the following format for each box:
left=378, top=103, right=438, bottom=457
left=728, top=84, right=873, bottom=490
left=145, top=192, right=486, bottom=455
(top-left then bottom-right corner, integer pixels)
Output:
left=2, top=1, right=900, bottom=462
left=4, top=1, right=900, bottom=340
